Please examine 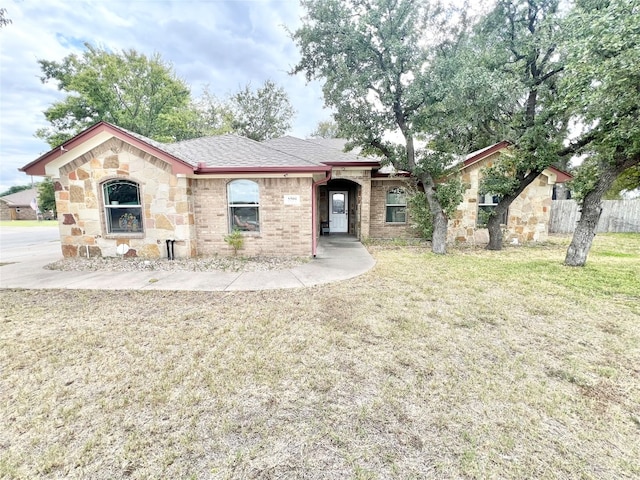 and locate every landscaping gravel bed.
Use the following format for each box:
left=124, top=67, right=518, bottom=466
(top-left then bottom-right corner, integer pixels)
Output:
left=45, top=255, right=308, bottom=272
